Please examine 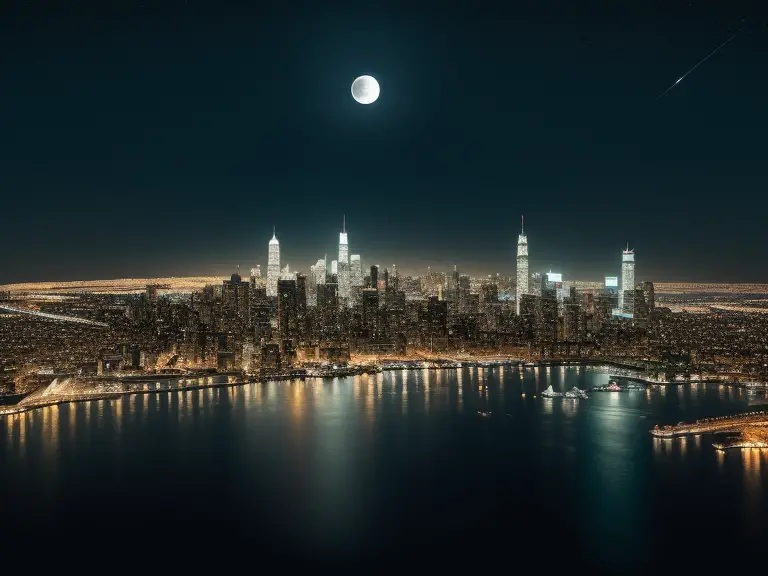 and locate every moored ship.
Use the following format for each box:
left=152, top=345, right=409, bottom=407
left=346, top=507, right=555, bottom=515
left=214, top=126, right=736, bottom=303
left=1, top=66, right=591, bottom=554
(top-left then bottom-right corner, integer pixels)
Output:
left=541, top=385, right=562, bottom=398
left=564, top=386, right=588, bottom=399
